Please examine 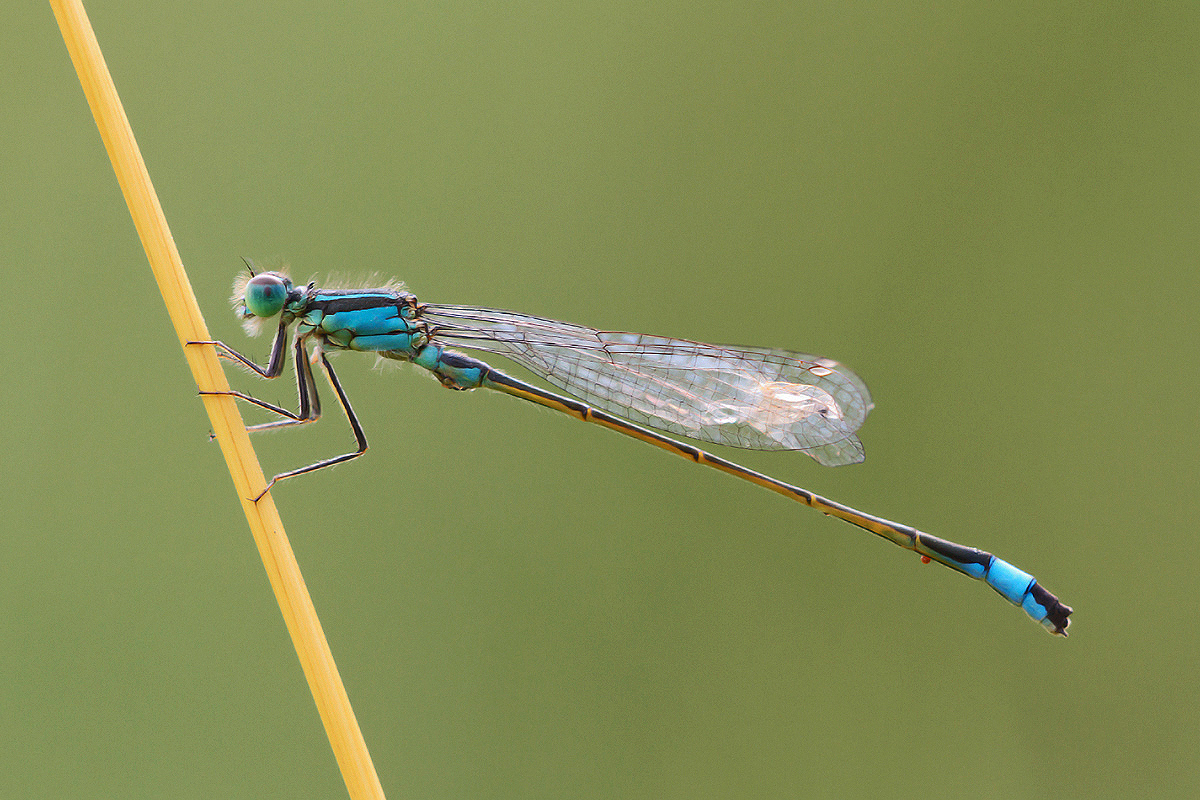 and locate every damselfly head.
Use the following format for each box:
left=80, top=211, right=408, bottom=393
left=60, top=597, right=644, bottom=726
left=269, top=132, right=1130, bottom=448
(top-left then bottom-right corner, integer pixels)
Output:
left=232, top=269, right=295, bottom=335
